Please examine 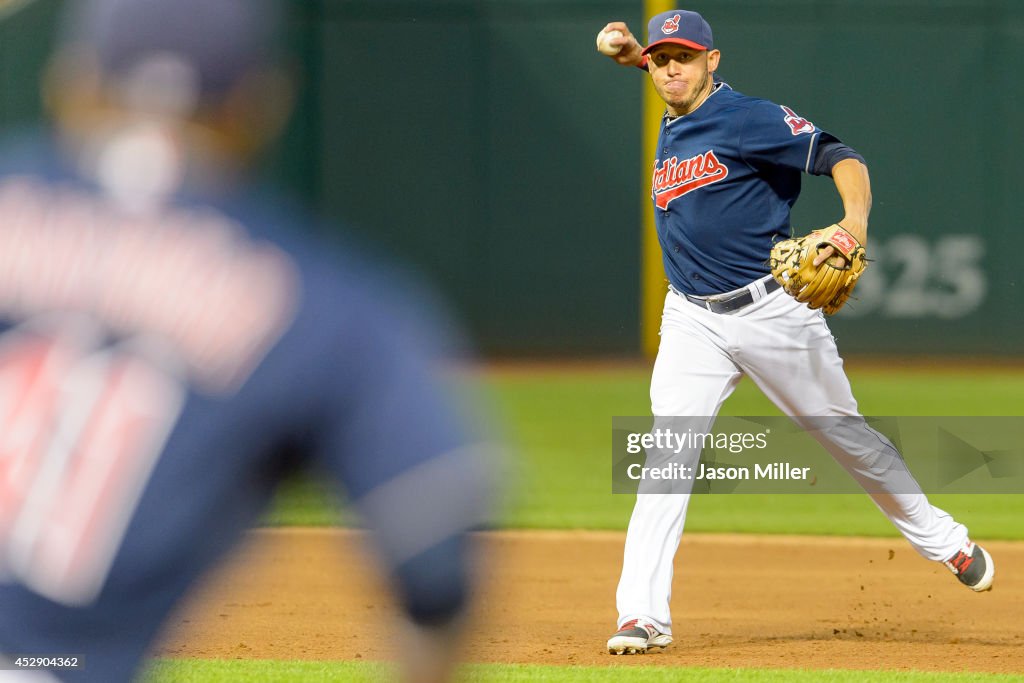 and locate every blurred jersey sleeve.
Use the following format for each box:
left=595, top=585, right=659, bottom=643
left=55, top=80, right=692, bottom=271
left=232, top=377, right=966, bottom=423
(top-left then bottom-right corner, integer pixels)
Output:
left=315, top=285, right=495, bottom=626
